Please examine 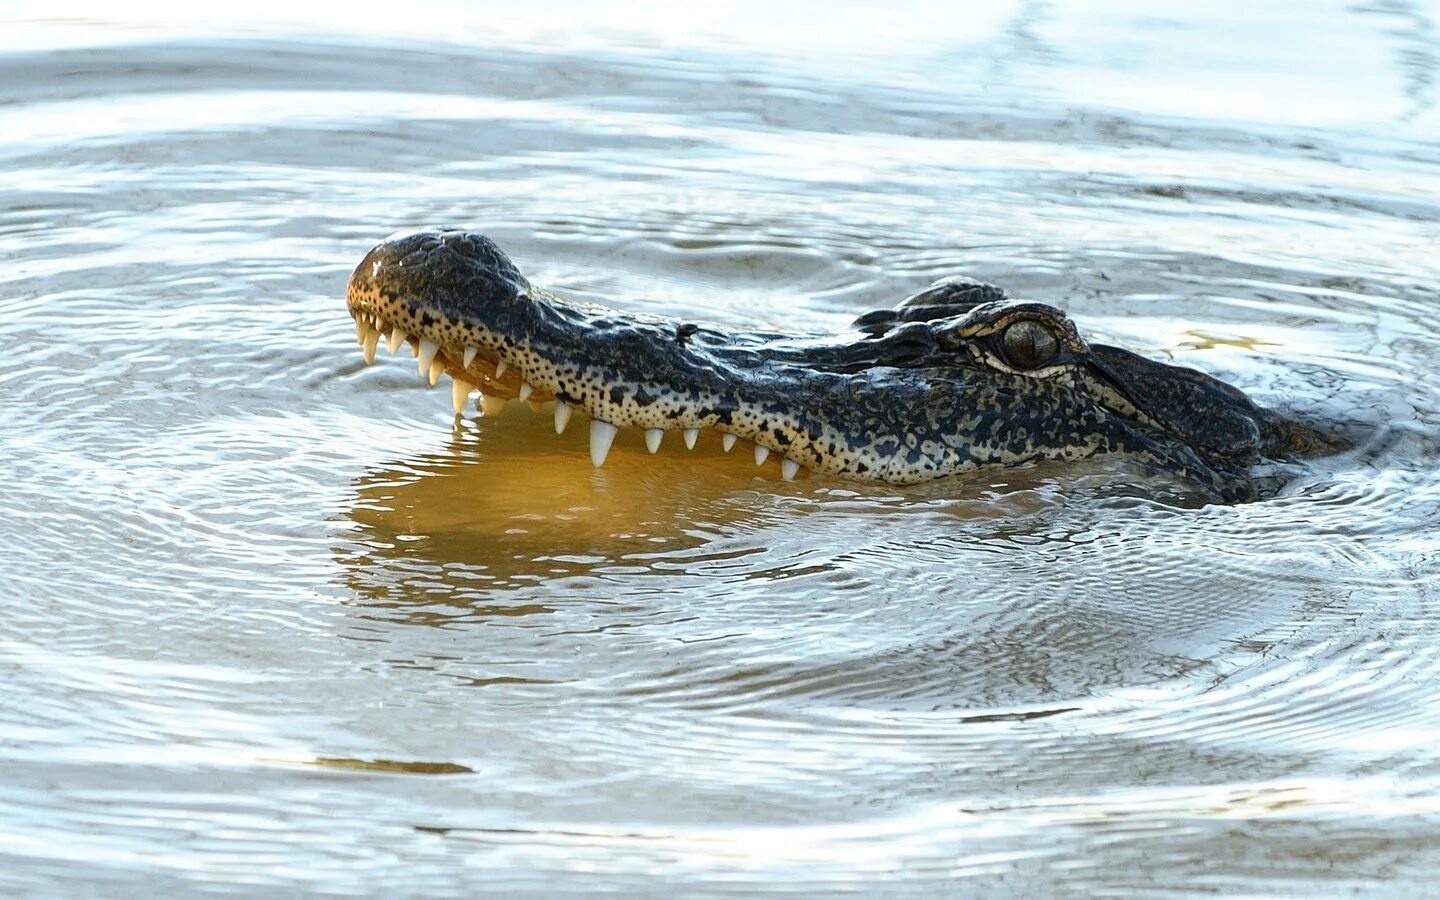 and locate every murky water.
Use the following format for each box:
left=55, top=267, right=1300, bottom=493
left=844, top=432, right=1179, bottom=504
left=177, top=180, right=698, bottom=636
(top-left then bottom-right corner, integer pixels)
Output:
left=4, top=2, right=1440, bottom=895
